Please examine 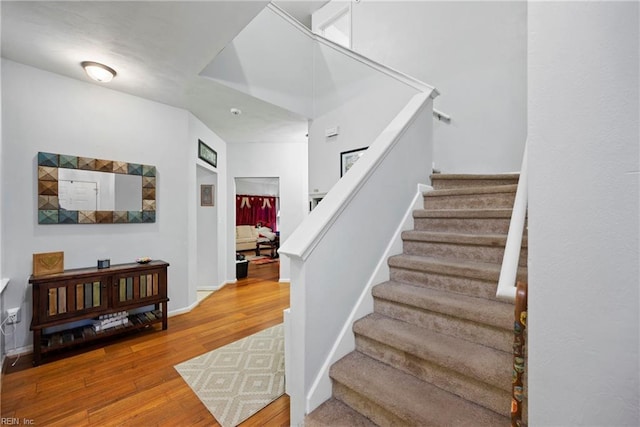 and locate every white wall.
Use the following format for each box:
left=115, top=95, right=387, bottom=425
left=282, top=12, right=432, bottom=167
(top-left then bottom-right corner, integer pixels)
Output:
left=196, top=166, right=218, bottom=291
left=309, top=42, right=417, bottom=194
left=283, top=94, right=434, bottom=424
left=0, top=60, right=202, bottom=352
left=528, top=2, right=639, bottom=425
left=227, top=142, right=308, bottom=282
left=348, top=0, right=527, bottom=173
left=187, top=115, right=229, bottom=299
